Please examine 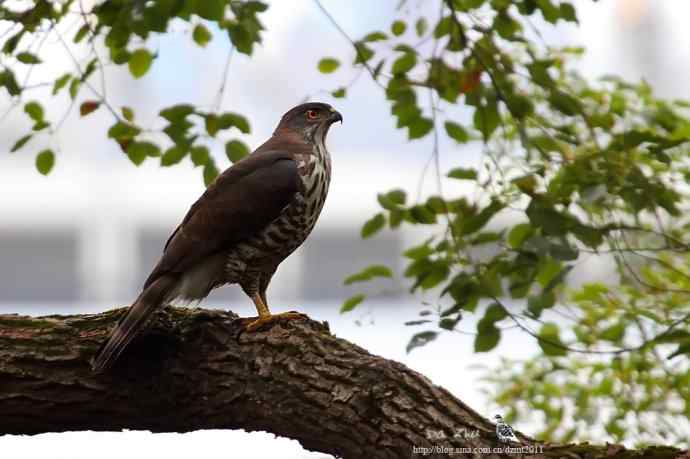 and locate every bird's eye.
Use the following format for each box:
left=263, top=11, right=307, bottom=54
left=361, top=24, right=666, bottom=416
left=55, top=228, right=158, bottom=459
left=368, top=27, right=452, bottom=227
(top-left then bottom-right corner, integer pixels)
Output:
left=306, top=110, right=319, bottom=120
